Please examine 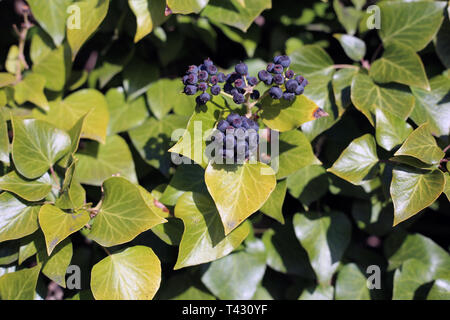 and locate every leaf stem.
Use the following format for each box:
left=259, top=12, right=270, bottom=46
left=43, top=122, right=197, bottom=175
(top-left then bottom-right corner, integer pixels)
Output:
left=13, top=11, right=32, bottom=83
left=49, top=166, right=60, bottom=191
left=443, top=144, right=450, bottom=153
